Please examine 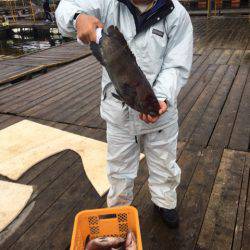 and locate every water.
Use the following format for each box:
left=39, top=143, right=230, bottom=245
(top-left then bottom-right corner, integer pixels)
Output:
left=0, top=27, right=70, bottom=60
